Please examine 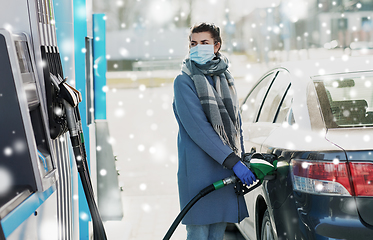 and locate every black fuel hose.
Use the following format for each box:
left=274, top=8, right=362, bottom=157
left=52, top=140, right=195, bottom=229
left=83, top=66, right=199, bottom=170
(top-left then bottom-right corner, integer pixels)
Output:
left=163, top=175, right=239, bottom=240
left=65, top=102, right=107, bottom=240
left=79, top=167, right=107, bottom=240
left=163, top=174, right=269, bottom=240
